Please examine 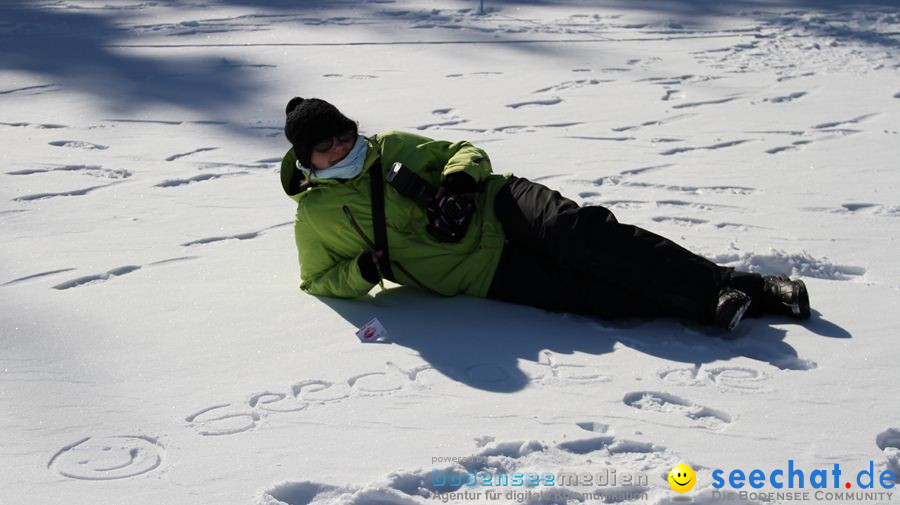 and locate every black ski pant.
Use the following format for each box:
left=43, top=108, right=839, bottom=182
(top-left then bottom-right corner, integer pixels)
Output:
left=486, top=176, right=765, bottom=324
